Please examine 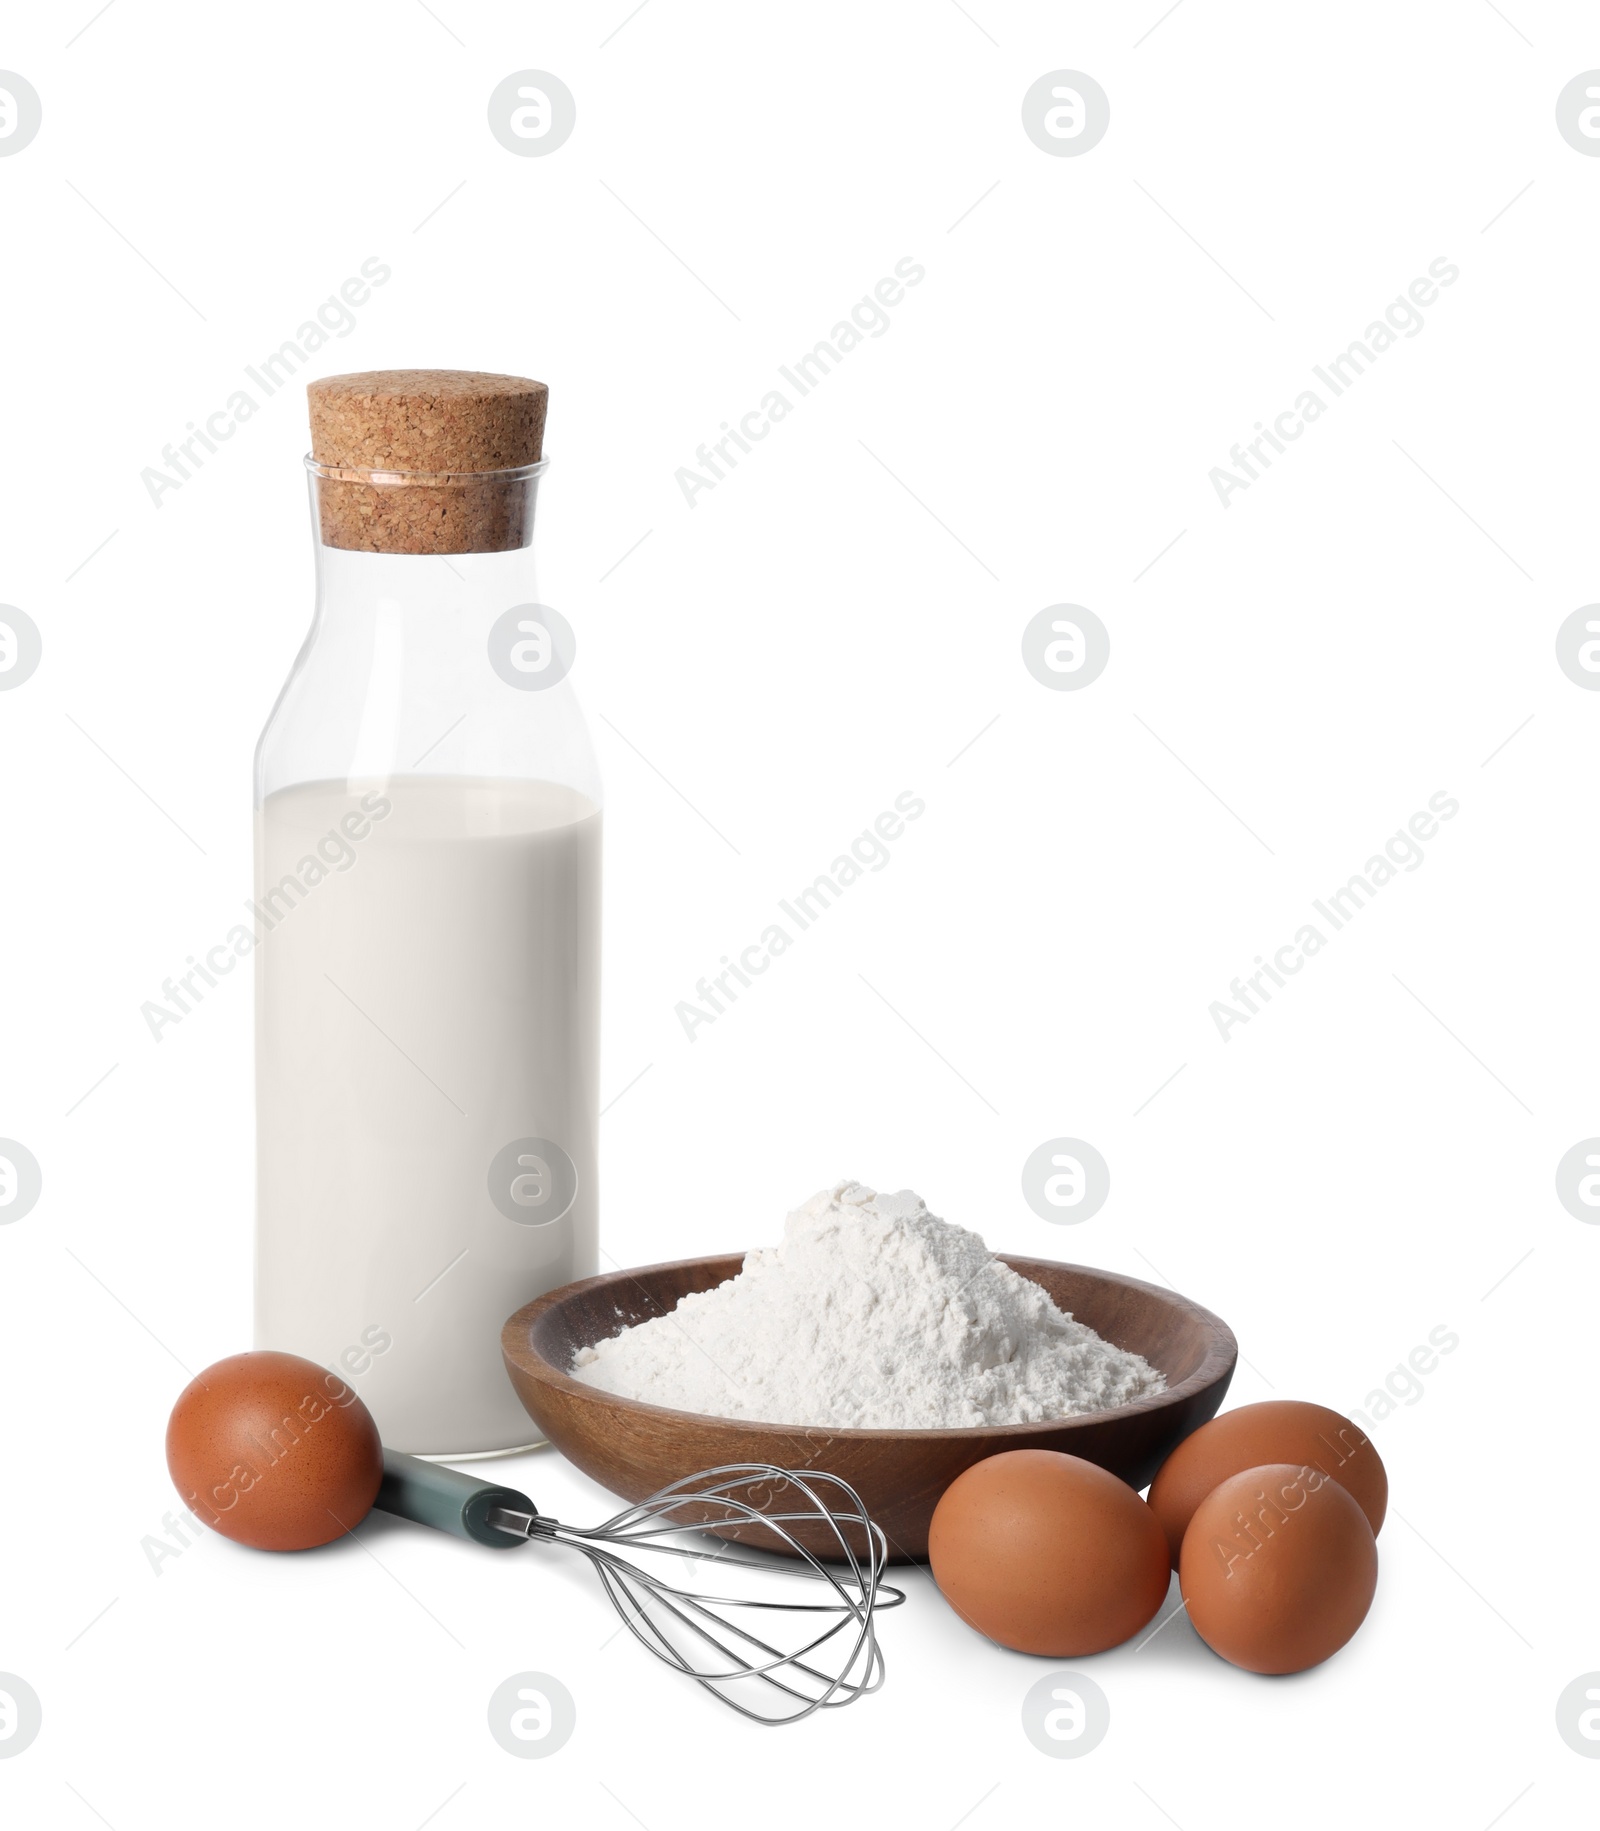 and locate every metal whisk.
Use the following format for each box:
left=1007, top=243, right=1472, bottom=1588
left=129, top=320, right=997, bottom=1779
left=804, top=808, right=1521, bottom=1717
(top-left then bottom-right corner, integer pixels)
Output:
left=376, top=1453, right=905, bottom=1724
